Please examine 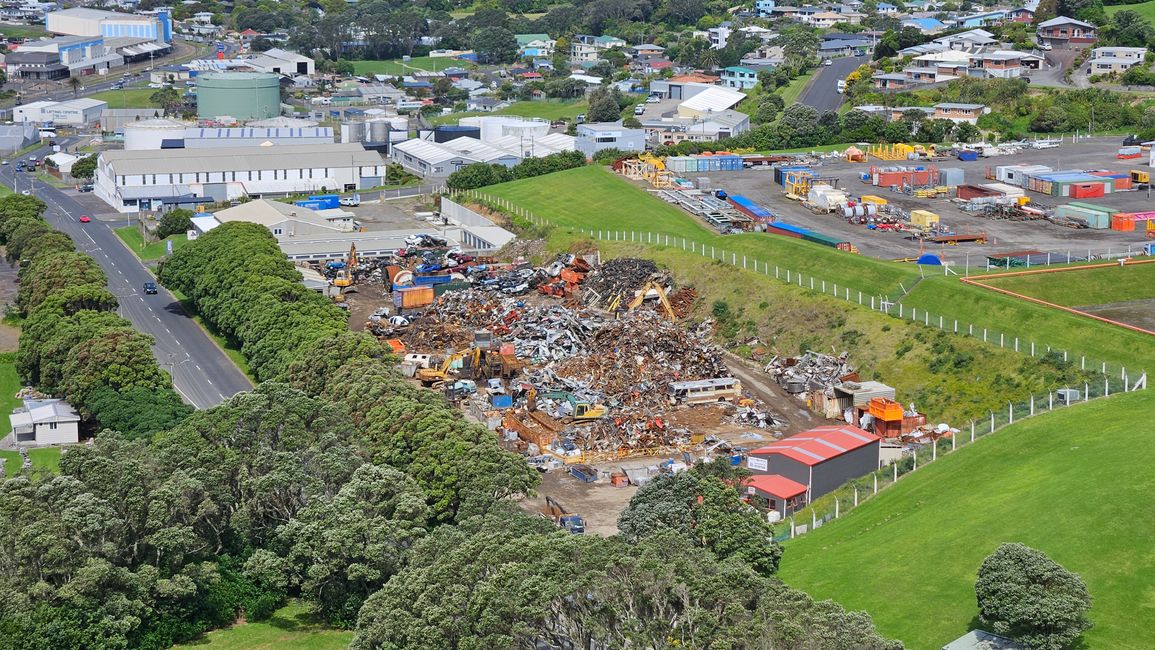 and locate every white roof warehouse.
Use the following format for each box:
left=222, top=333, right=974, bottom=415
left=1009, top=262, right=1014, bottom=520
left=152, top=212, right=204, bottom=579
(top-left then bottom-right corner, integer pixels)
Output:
left=93, top=143, right=386, bottom=213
